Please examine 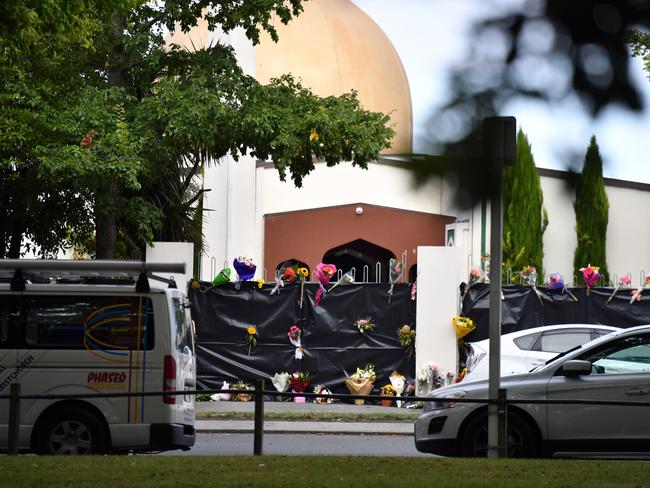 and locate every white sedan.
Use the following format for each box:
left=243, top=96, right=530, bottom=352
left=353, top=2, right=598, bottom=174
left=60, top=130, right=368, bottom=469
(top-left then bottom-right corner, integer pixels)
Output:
left=415, top=324, right=650, bottom=457
left=462, top=324, right=620, bottom=382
